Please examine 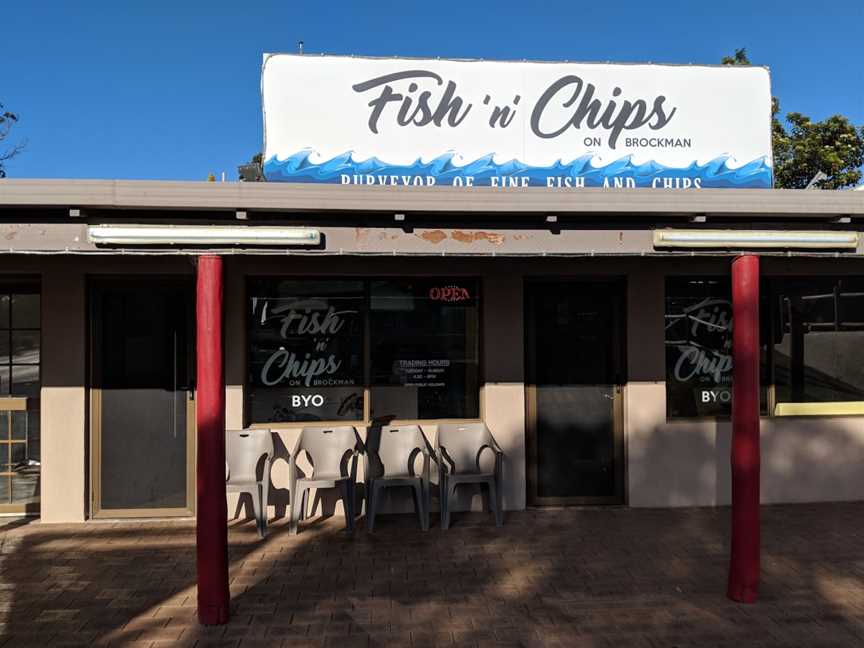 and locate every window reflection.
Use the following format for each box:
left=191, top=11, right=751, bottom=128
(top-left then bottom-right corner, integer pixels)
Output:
left=0, top=285, right=40, bottom=507
left=370, top=279, right=480, bottom=420
left=665, top=278, right=734, bottom=417
left=246, top=278, right=481, bottom=423
left=247, top=279, right=365, bottom=422
left=665, top=277, right=769, bottom=418
left=771, top=278, right=864, bottom=404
